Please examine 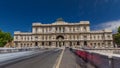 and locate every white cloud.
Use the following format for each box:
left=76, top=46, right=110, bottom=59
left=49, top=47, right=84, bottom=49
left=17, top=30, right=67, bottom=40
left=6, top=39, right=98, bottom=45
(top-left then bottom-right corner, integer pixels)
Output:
left=93, top=20, right=120, bottom=33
